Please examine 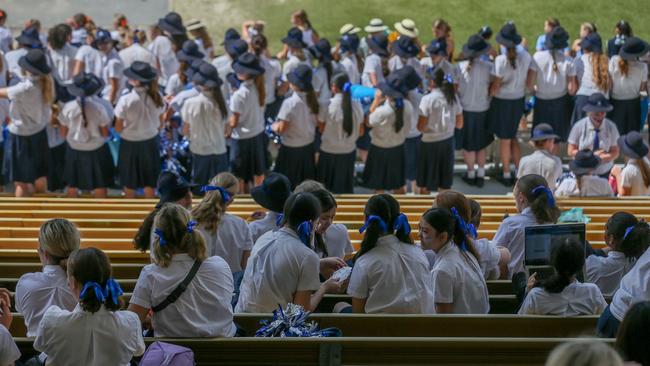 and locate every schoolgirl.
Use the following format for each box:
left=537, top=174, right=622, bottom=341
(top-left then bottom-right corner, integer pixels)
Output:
left=556, top=150, right=614, bottom=197
left=468, top=198, right=511, bottom=280
left=362, top=32, right=390, bottom=87
left=0, top=287, right=19, bottom=366
left=229, top=52, right=268, bottom=191
left=570, top=22, right=597, bottom=58
left=47, top=23, right=77, bottom=85
left=280, top=27, right=310, bottom=82
left=400, top=66, right=424, bottom=193
left=237, top=192, right=345, bottom=313
left=417, top=68, right=462, bottom=193
left=347, top=194, right=434, bottom=313
left=309, top=38, right=335, bottom=124
left=532, top=26, right=577, bottom=142
left=389, top=36, right=423, bottom=78
left=213, top=36, right=248, bottom=101
left=251, top=34, right=282, bottom=122
left=608, top=37, right=649, bottom=135
left=192, top=172, right=253, bottom=273
left=15, top=219, right=80, bottom=337
left=119, top=29, right=157, bottom=70
left=150, top=12, right=185, bottom=85
left=248, top=172, right=292, bottom=243
left=607, top=20, right=633, bottom=58
left=272, top=64, right=319, bottom=188
left=420, top=39, right=459, bottom=89
left=0, top=49, right=54, bottom=197
left=614, top=131, right=650, bottom=196
left=165, top=39, right=204, bottom=97
left=129, top=203, right=236, bottom=337
left=338, top=33, right=361, bottom=84
left=362, top=71, right=412, bottom=193
left=457, top=34, right=494, bottom=187
left=60, top=72, right=114, bottom=197
left=572, top=32, right=610, bottom=123
left=311, top=189, right=353, bottom=259
left=5, top=27, right=41, bottom=79
left=114, top=61, right=165, bottom=198
left=165, top=58, right=203, bottom=119
left=586, top=212, right=649, bottom=297
left=181, top=62, right=229, bottom=186
left=489, top=23, right=536, bottom=186
left=94, top=28, right=124, bottom=105
left=291, top=9, right=319, bottom=47
left=517, top=123, right=563, bottom=191
left=492, top=174, right=561, bottom=278
left=34, top=247, right=145, bottom=364
left=72, top=28, right=103, bottom=77
left=317, top=72, right=364, bottom=193
left=432, top=18, right=455, bottom=60
left=518, top=237, right=607, bottom=316
left=186, top=18, right=214, bottom=59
